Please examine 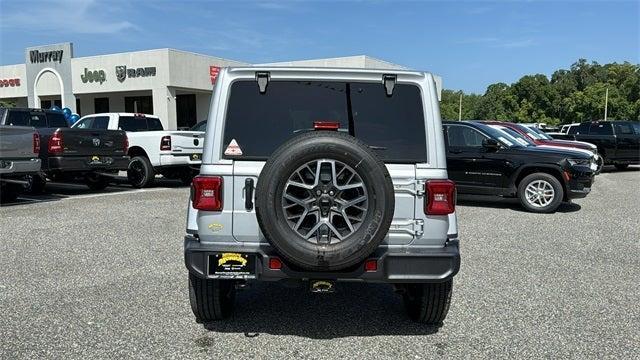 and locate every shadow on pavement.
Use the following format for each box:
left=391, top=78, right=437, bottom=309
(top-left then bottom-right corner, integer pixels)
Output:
left=457, top=195, right=581, bottom=213
left=0, top=176, right=186, bottom=207
left=199, top=282, right=441, bottom=339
